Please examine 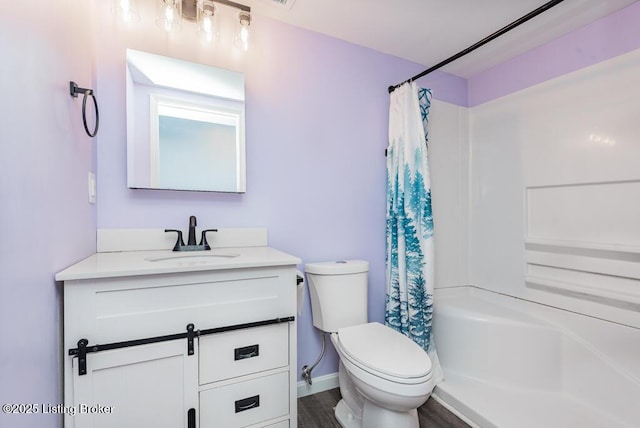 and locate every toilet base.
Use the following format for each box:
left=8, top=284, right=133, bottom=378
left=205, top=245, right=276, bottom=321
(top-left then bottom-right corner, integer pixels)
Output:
left=332, top=345, right=427, bottom=428
left=362, top=399, right=419, bottom=428
left=335, top=399, right=362, bottom=428
left=334, top=396, right=421, bottom=428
